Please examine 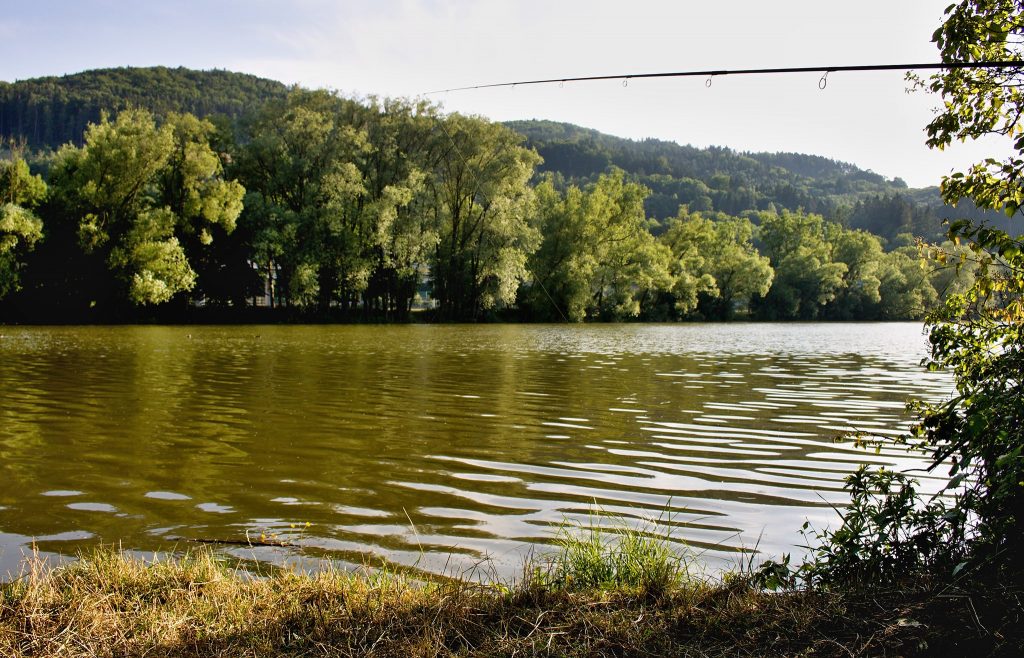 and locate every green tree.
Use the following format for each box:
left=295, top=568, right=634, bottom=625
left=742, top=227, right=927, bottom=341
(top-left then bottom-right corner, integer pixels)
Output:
left=658, top=209, right=718, bottom=316
left=824, top=227, right=884, bottom=319
left=919, top=1, right=1024, bottom=220
left=660, top=208, right=773, bottom=319
left=876, top=245, right=938, bottom=320
left=0, top=153, right=45, bottom=299
left=754, top=210, right=847, bottom=319
left=238, top=92, right=439, bottom=316
left=522, top=179, right=593, bottom=321
left=703, top=214, right=774, bottom=319
left=927, top=238, right=979, bottom=300
left=909, top=0, right=1024, bottom=573
left=236, top=91, right=370, bottom=310
left=584, top=172, right=672, bottom=319
left=356, top=97, right=440, bottom=318
left=49, top=108, right=243, bottom=306
left=158, top=113, right=245, bottom=302
left=524, top=171, right=672, bottom=321
left=429, top=113, right=540, bottom=320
